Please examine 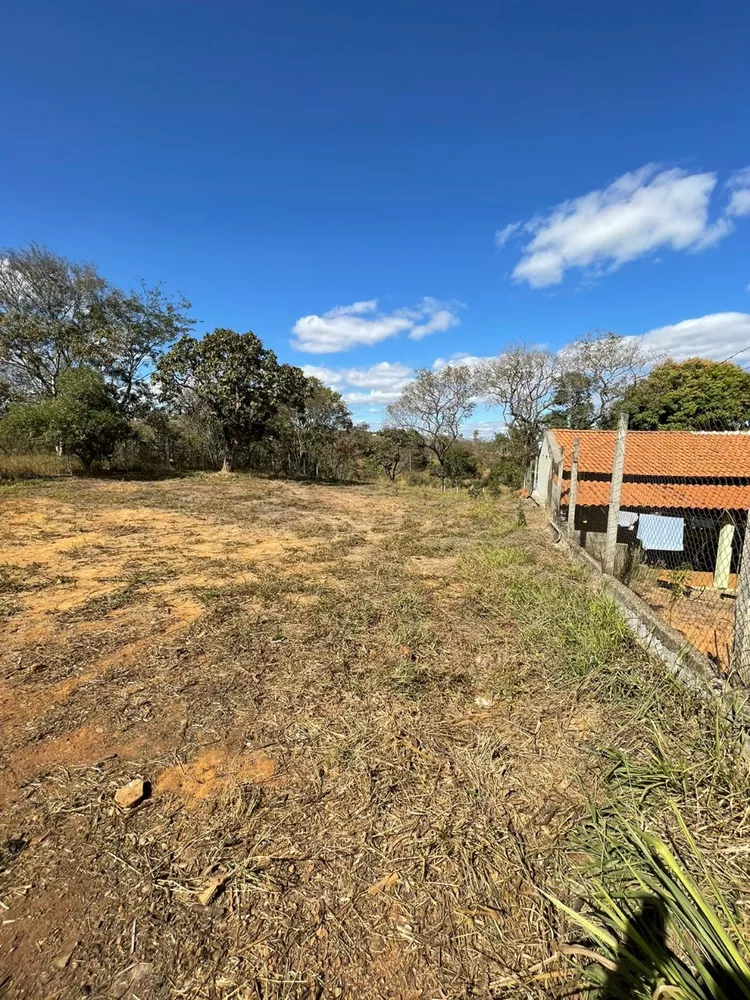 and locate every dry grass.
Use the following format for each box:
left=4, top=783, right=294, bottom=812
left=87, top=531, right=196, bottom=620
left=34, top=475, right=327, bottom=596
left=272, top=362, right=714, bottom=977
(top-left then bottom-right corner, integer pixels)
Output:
left=0, top=474, right=749, bottom=999
left=0, top=452, right=82, bottom=479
